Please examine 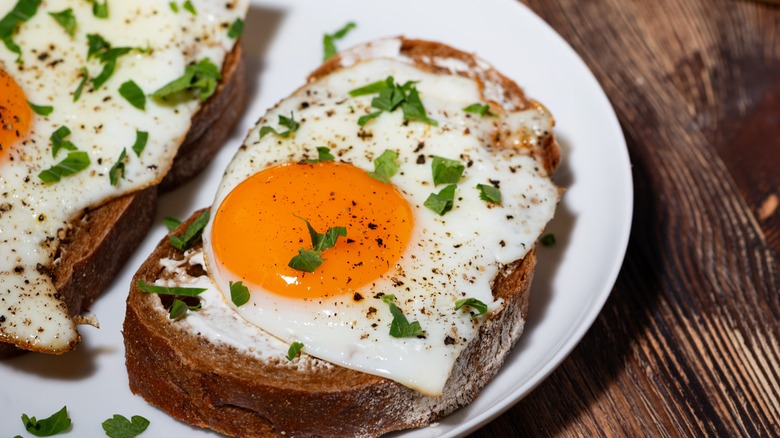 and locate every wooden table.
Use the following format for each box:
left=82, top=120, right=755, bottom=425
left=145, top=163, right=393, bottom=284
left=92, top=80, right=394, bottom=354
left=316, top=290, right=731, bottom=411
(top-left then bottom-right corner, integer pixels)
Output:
left=473, top=0, right=780, bottom=435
